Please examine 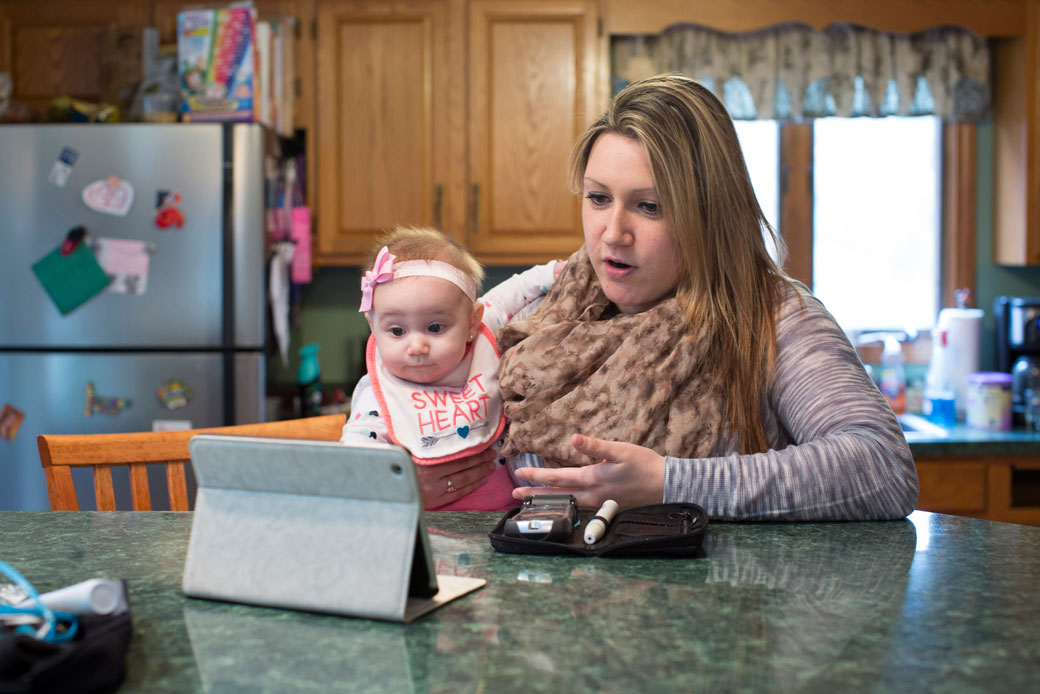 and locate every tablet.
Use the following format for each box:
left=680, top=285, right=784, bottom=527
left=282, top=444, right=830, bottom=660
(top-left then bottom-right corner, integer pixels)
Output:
left=182, top=435, right=484, bottom=622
